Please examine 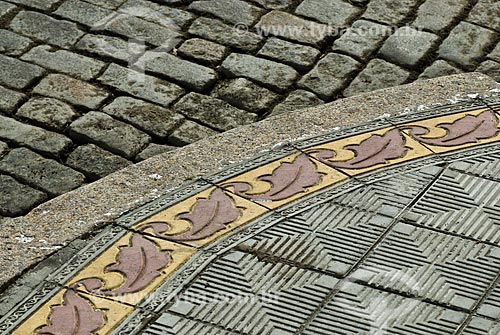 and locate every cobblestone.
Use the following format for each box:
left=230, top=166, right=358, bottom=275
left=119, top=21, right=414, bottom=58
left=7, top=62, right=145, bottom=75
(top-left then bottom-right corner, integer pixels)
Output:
left=174, top=92, right=258, bottom=131
left=76, top=34, right=144, bottom=64
left=120, top=0, right=194, bottom=29
left=168, top=120, right=218, bottom=146
left=54, top=0, right=113, bottom=27
left=16, top=97, right=78, bottom=132
left=476, top=60, right=500, bottom=82
left=258, top=37, right=320, bottom=71
left=66, top=144, right=132, bottom=181
left=69, top=112, right=151, bottom=159
left=0, top=29, right=32, bottom=56
left=468, top=0, right=500, bottom=32
left=419, top=60, right=463, bottom=80
left=0, top=86, right=25, bottom=113
left=221, top=53, right=299, bottom=92
left=0, top=175, right=46, bottom=217
left=271, top=89, right=324, bottom=115
left=295, top=0, right=361, bottom=26
left=412, top=0, right=469, bottom=34
left=7, top=0, right=59, bottom=10
left=178, top=38, right=228, bottom=67
left=33, top=74, right=109, bottom=109
left=363, top=0, right=420, bottom=25
left=489, top=43, right=500, bottom=63
left=248, top=0, right=294, bottom=10
left=189, top=0, right=264, bottom=26
left=0, top=54, right=45, bottom=89
left=0, top=141, right=7, bottom=157
left=0, top=148, right=85, bottom=196
left=136, top=143, right=175, bottom=162
left=102, top=96, right=184, bottom=139
left=0, top=1, right=15, bottom=21
left=439, top=22, right=497, bottom=70
left=84, top=0, right=127, bottom=8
